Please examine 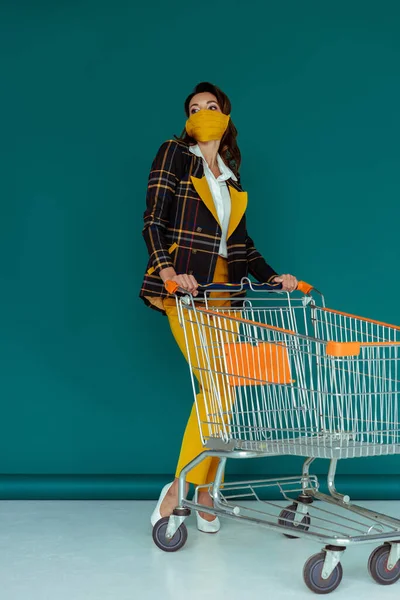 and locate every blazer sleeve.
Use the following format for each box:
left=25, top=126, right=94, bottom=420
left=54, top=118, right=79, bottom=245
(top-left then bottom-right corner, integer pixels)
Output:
left=142, top=140, right=183, bottom=274
left=246, top=231, right=278, bottom=283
